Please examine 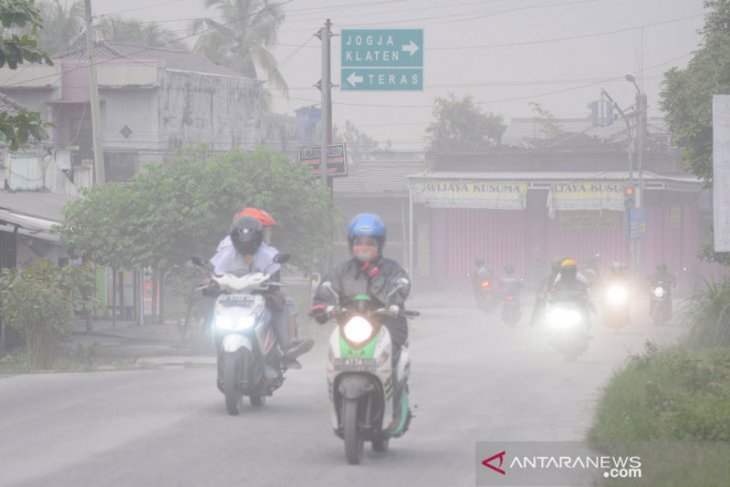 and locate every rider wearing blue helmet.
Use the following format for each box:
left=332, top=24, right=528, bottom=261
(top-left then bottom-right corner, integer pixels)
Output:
left=311, top=212, right=411, bottom=363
